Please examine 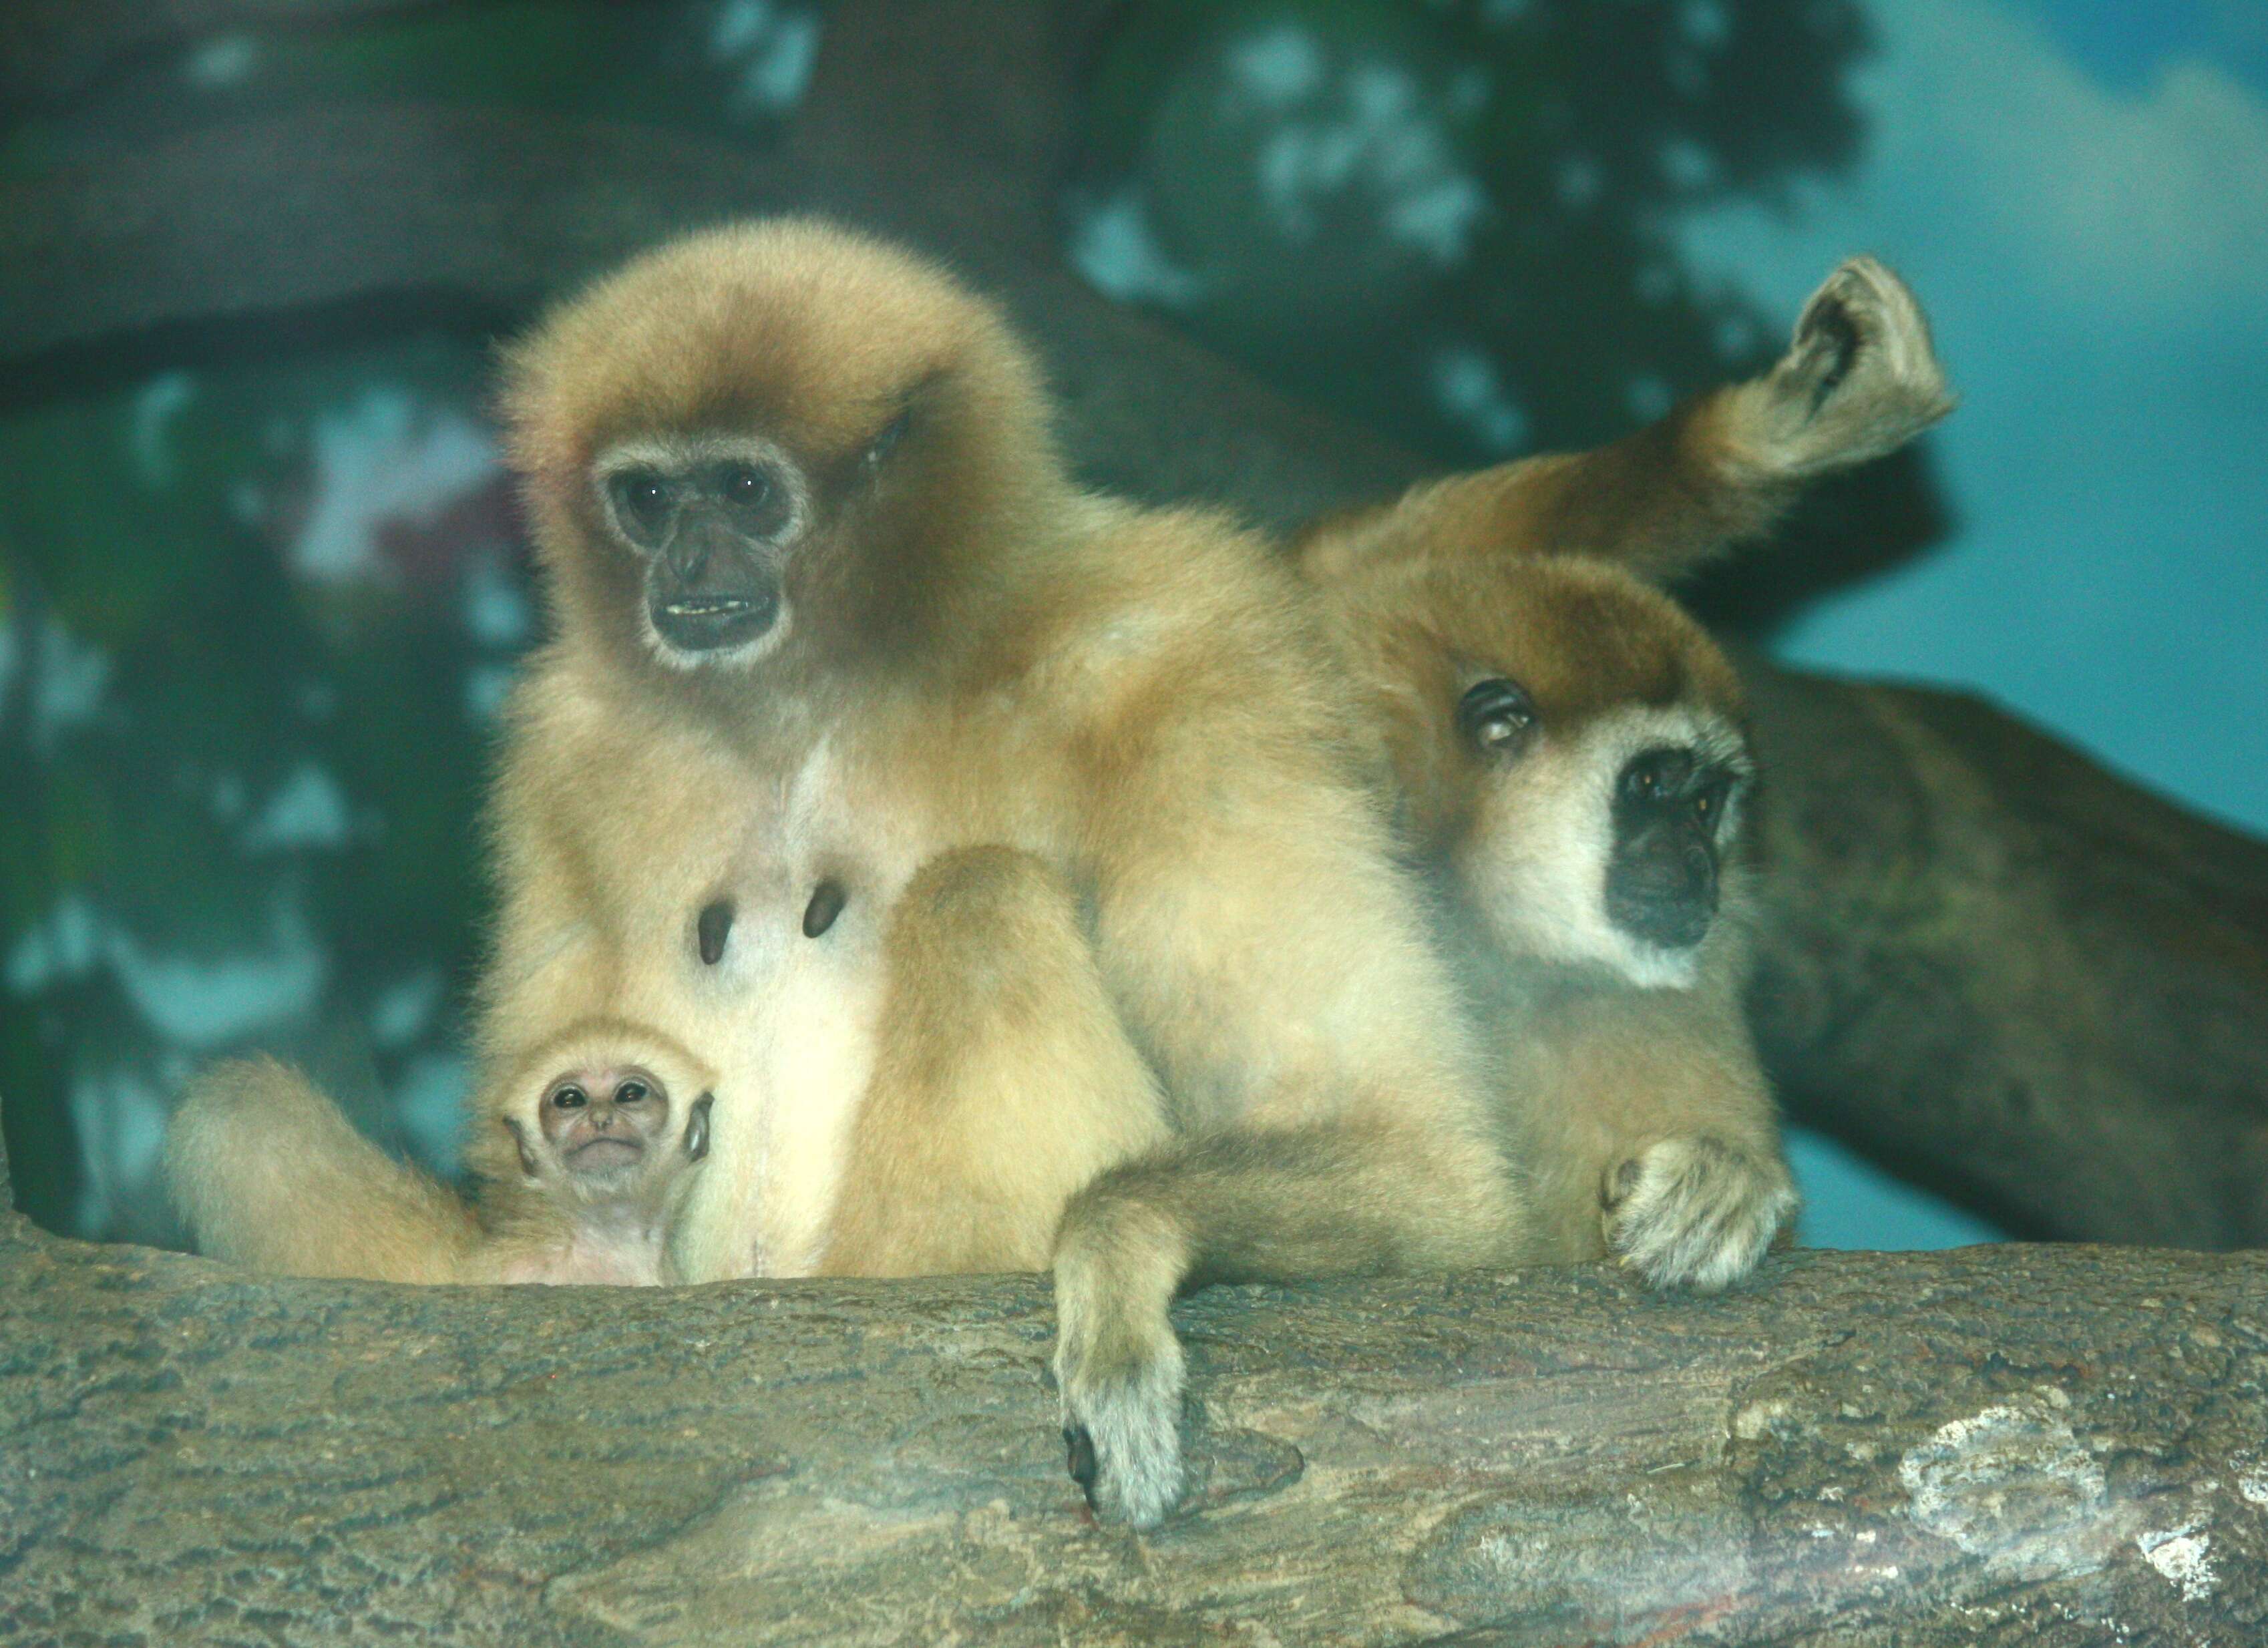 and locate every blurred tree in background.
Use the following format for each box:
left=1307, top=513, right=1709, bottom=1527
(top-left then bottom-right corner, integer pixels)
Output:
left=0, top=0, right=1933, bottom=1241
